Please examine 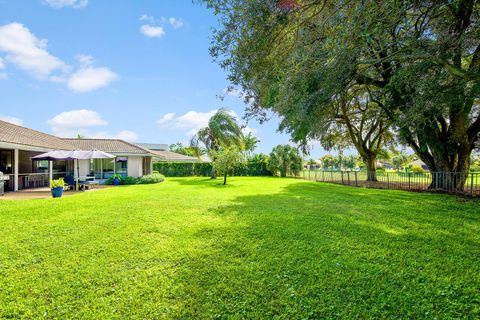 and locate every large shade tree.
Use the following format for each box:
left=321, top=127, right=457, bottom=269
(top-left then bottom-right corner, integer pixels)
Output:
left=190, top=109, right=244, bottom=178
left=202, top=0, right=480, bottom=189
